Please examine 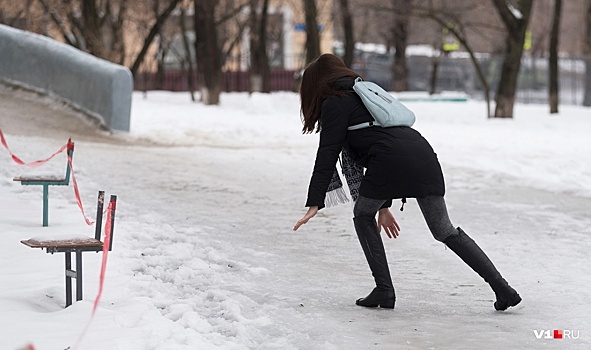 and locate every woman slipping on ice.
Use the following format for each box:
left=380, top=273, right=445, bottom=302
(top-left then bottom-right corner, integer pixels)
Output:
left=293, top=53, right=521, bottom=311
